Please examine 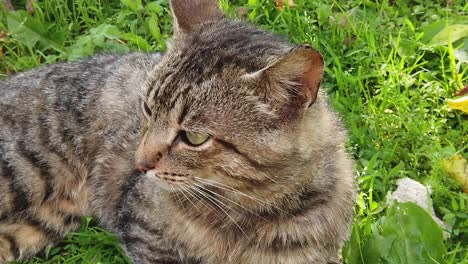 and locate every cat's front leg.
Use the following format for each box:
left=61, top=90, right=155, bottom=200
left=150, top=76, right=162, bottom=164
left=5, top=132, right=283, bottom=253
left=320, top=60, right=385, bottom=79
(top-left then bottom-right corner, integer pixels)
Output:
left=0, top=210, right=80, bottom=263
left=111, top=196, right=186, bottom=264
left=0, top=235, right=15, bottom=263
left=0, top=223, right=47, bottom=263
left=116, top=217, right=183, bottom=264
left=0, top=220, right=63, bottom=263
